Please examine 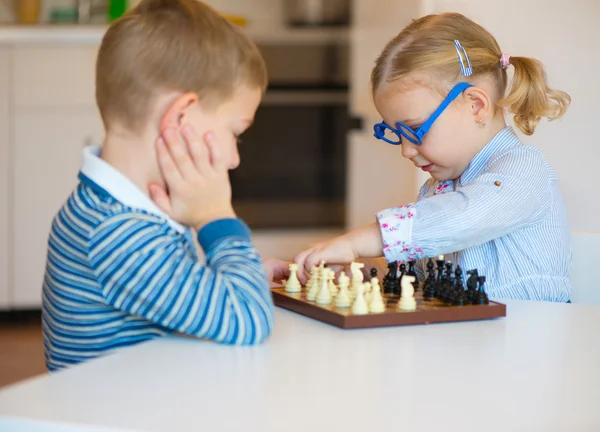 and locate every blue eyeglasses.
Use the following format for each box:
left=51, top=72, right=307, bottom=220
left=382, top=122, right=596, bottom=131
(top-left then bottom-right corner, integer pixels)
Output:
left=373, top=82, right=473, bottom=145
